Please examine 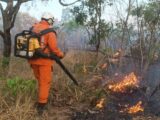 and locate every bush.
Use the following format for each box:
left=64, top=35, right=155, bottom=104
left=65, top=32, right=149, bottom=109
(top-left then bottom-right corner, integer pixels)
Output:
left=5, top=77, right=36, bottom=96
